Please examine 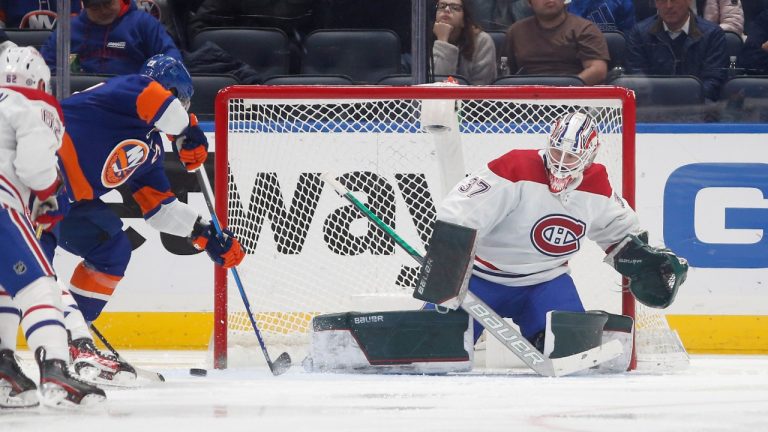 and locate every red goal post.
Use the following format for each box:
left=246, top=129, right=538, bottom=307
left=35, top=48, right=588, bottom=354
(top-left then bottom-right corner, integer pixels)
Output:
left=211, top=85, right=653, bottom=371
